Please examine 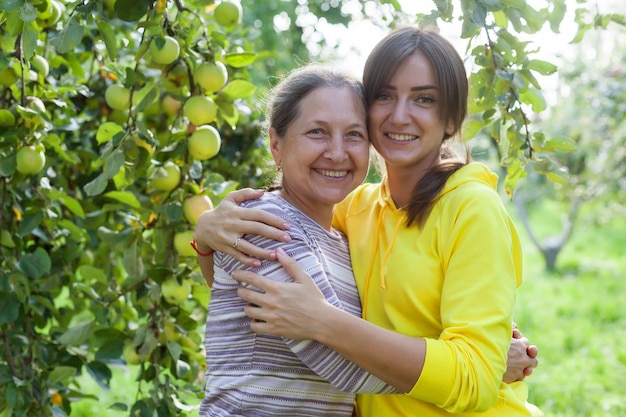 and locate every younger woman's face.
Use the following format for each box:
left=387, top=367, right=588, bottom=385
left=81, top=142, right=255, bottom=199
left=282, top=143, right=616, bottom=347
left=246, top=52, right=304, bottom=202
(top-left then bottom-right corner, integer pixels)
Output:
left=367, top=51, right=453, bottom=177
